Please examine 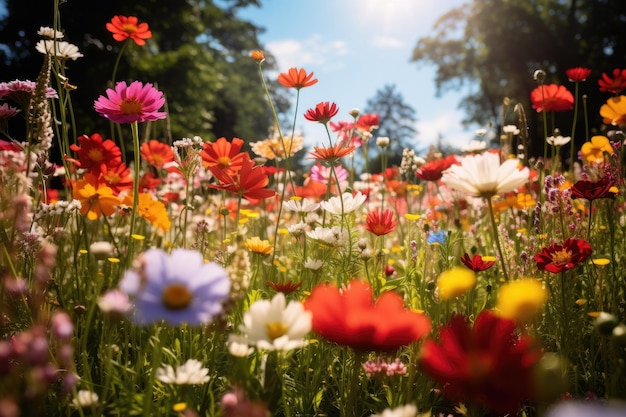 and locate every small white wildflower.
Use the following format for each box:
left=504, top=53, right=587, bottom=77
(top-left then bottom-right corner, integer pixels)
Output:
left=38, top=26, right=63, bottom=39
left=303, top=258, right=323, bottom=270
left=502, top=125, right=520, bottom=135
left=461, top=140, right=488, bottom=153
left=89, top=241, right=115, bottom=258
left=35, top=40, right=83, bottom=60
left=97, top=289, right=132, bottom=315
left=546, top=135, right=571, bottom=146
left=283, top=198, right=320, bottom=213
left=474, top=128, right=488, bottom=137
left=71, top=390, right=99, bottom=408
left=227, top=334, right=254, bottom=357
left=156, top=359, right=210, bottom=385
left=321, top=192, right=367, bottom=215
left=371, top=404, right=417, bottom=417
left=376, top=136, right=390, bottom=148
left=287, top=222, right=308, bottom=235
